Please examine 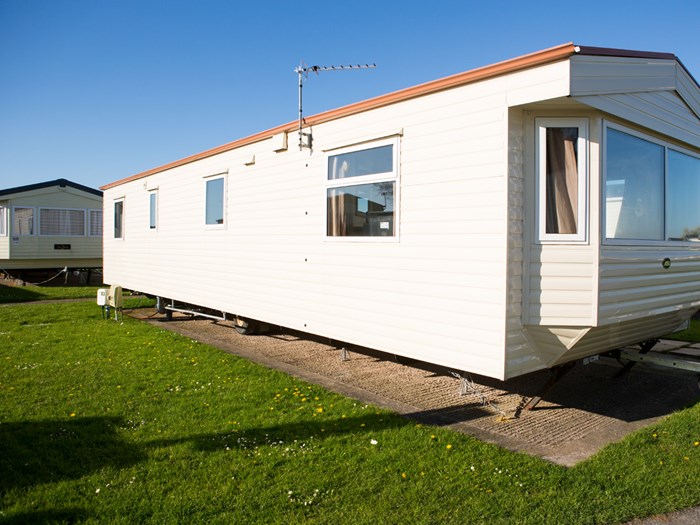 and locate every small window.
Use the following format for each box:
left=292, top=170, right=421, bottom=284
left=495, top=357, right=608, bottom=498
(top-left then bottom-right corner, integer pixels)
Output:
left=114, top=200, right=124, bottom=239
left=668, top=150, right=700, bottom=241
left=149, top=191, right=158, bottom=230
left=89, top=209, right=103, bottom=237
left=13, top=207, right=34, bottom=236
left=205, top=177, right=225, bottom=226
left=326, top=140, right=398, bottom=238
left=0, top=206, right=6, bottom=236
left=536, top=118, right=588, bottom=242
left=39, top=208, right=86, bottom=236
